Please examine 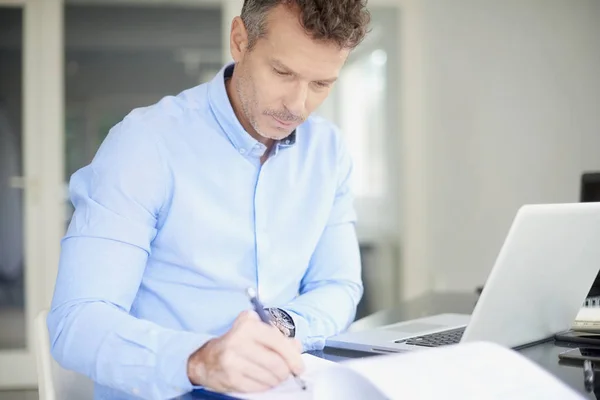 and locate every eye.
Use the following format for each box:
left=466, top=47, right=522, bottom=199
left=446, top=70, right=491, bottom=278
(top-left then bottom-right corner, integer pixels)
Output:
left=273, top=68, right=291, bottom=77
left=313, top=81, right=331, bottom=89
